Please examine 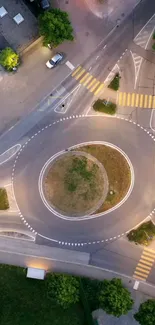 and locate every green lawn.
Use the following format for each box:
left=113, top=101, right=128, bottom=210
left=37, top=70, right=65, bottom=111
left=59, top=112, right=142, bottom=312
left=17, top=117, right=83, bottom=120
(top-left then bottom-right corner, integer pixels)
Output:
left=0, top=188, right=9, bottom=210
left=0, top=265, right=85, bottom=325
